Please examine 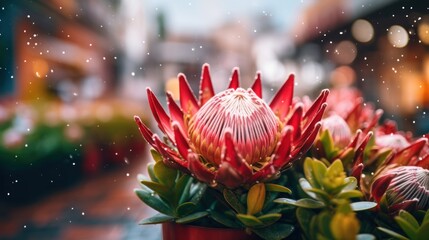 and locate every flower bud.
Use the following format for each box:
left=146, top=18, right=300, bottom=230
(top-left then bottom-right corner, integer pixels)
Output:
left=330, top=212, right=360, bottom=240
